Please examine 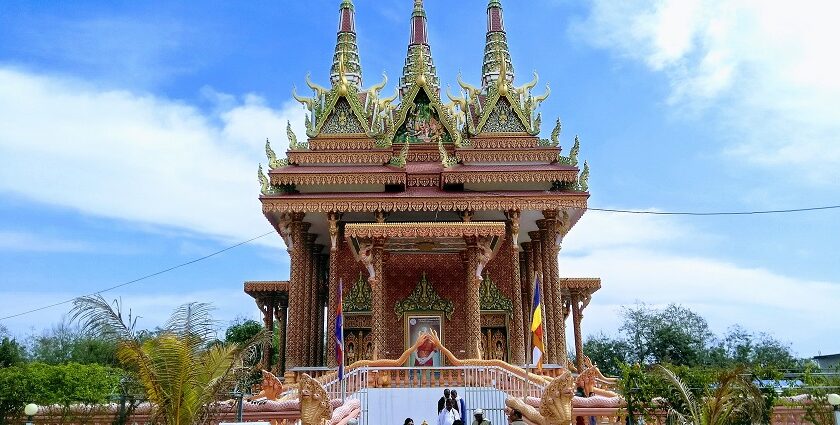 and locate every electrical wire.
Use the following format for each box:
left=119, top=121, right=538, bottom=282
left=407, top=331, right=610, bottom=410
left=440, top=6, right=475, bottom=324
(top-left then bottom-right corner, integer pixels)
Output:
left=1, top=199, right=838, bottom=322
left=0, top=230, right=275, bottom=322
